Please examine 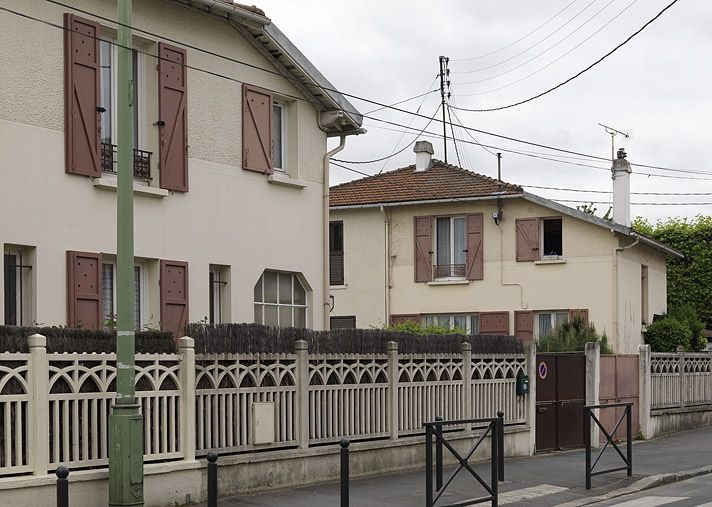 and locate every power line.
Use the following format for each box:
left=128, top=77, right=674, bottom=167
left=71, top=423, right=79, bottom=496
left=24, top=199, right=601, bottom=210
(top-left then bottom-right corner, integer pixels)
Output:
left=552, top=199, right=712, bottom=206
left=329, top=161, right=372, bottom=178
left=446, top=104, right=463, bottom=167
left=363, top=85, right=439, bottom=115
left=521, top=184, right=712, bottom=196
left=450, top=0, right=679, bottom=112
